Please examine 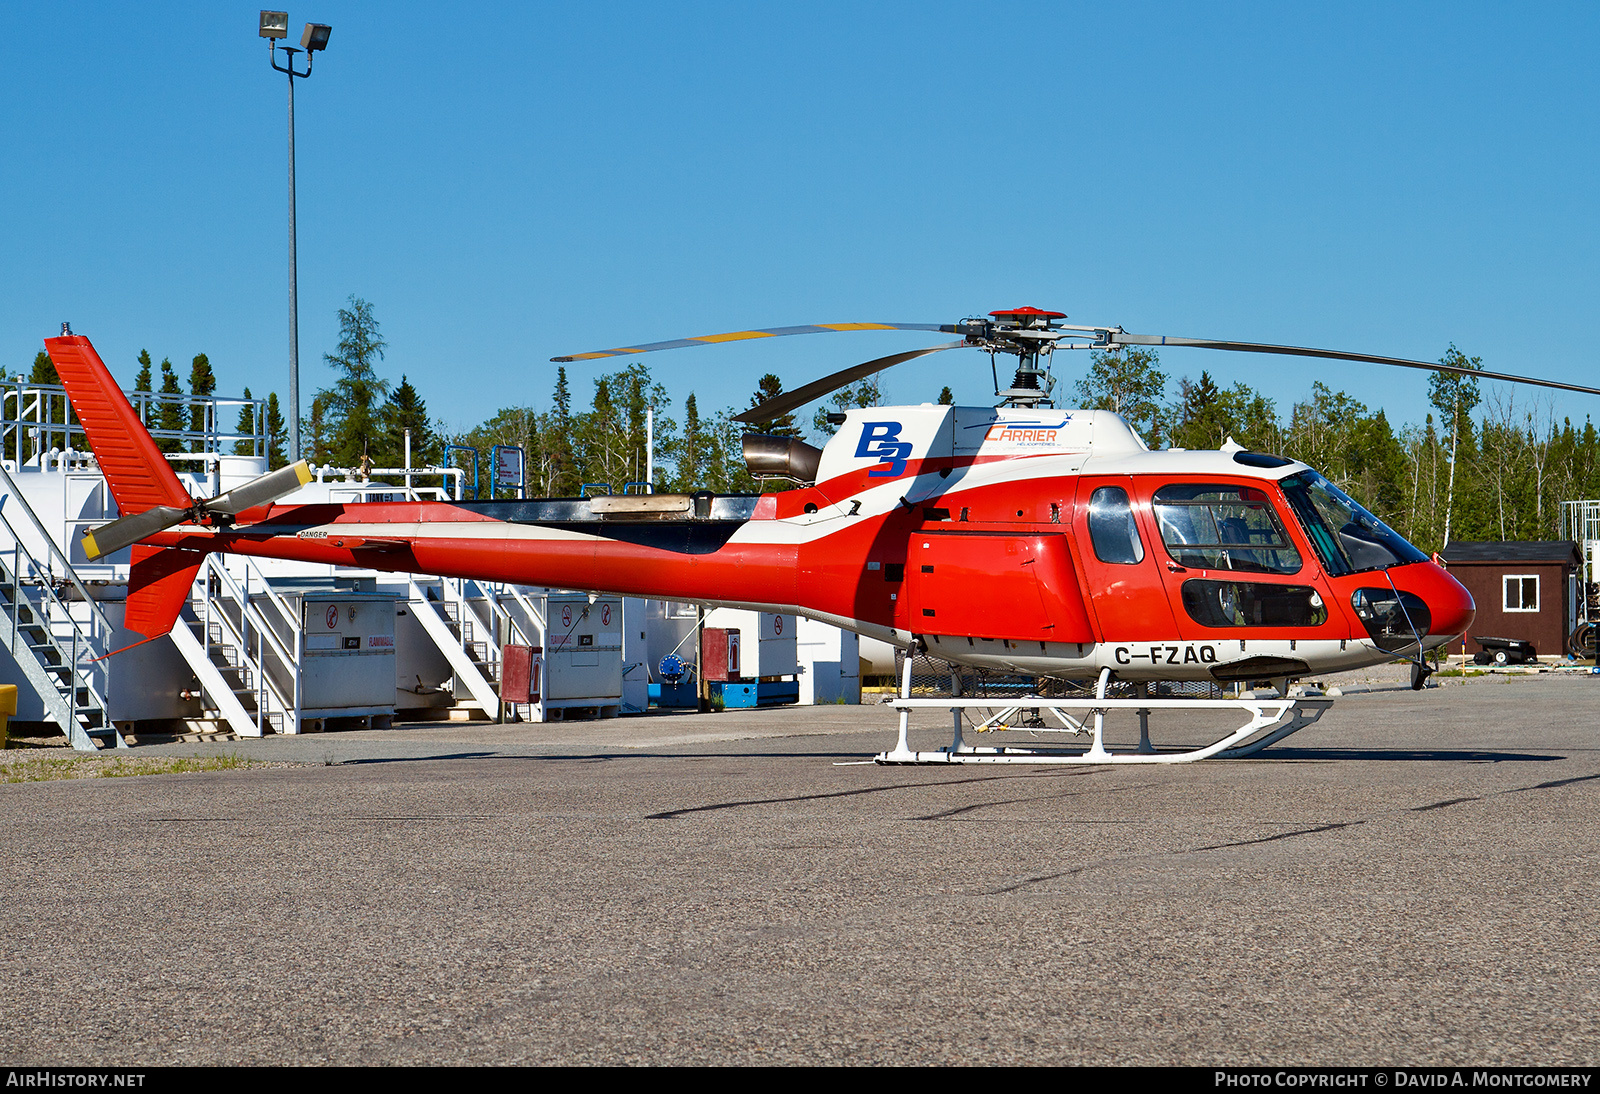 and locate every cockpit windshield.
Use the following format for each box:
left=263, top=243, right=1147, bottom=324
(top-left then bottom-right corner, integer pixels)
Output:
left=1279, top=471, right=1427, bottom=575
